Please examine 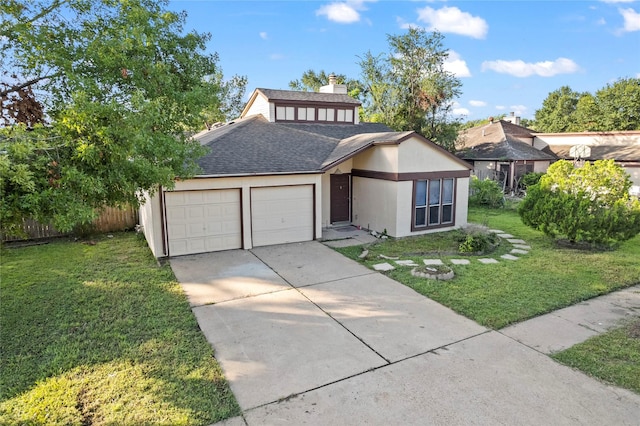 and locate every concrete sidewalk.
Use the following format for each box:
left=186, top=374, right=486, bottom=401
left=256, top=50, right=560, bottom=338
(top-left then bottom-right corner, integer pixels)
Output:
left=170, top=242, right=640, bottom=425
left=501, top=284, right=640, bottom=354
